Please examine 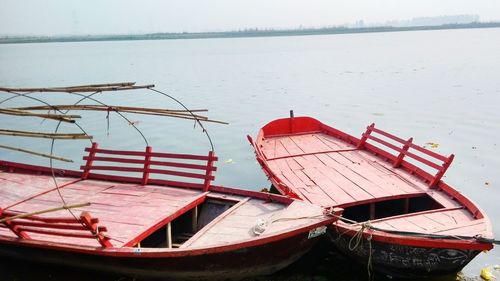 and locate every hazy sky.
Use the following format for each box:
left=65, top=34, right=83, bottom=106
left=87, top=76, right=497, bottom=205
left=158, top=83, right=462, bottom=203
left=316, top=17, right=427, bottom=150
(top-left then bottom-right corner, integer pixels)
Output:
left=1, top=0, right=499, bottom=36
